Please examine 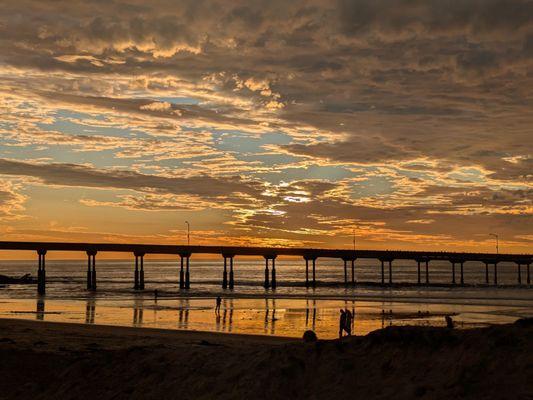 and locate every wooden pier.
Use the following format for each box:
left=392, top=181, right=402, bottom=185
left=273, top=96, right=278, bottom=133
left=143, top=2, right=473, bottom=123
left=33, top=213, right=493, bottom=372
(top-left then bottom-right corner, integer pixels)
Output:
left=0, top=241, right=531, bottom=294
